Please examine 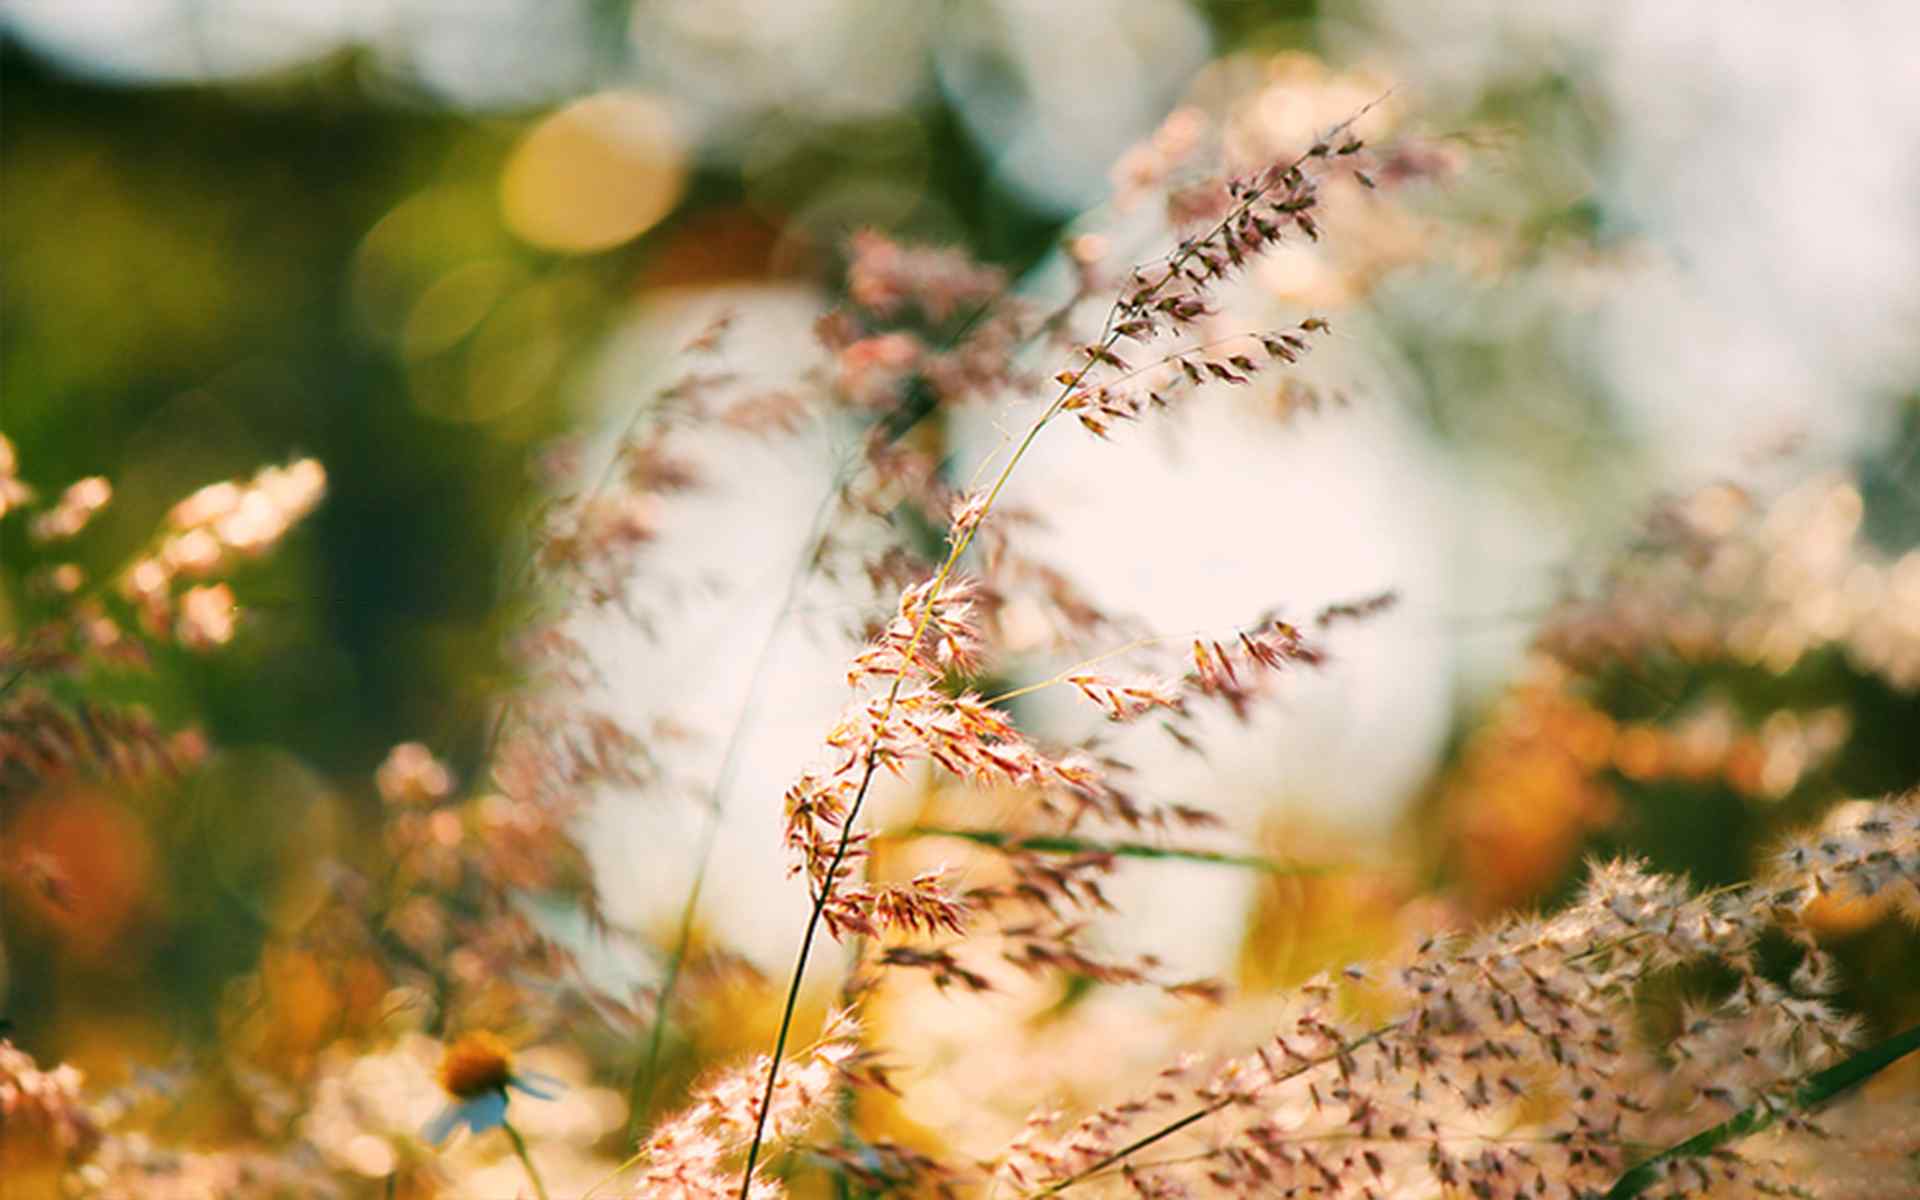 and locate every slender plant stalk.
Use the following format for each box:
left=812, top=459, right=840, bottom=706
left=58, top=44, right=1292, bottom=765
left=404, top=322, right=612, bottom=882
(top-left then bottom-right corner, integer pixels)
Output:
left=733, top=299, right=1101, bottom=1199
left=617, top=294, right=1014, bottom=1139
left=502, top=1118, right=552, bottom=1200
left=892, top=826, right=1336, bottom=874
left=730, top=117, right=1369, bottom=1192
left=624, top=279, right=1061, bottom=1151
left=621, top=458, right=848, bottom=1145
left=1026, top=1023, right=1406, bottom=1196
left=586, top=157, right=1304, bottom=1165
